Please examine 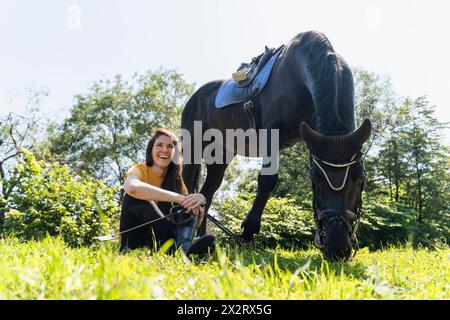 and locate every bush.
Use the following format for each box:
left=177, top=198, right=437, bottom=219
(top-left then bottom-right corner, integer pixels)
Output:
left=357, top=201, right=412, bottom=249
left=0, top=149, right=119, bottom=246
left=214, top=194, right=315, bottom=248
left=358, top=196, right=449, bottom=249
